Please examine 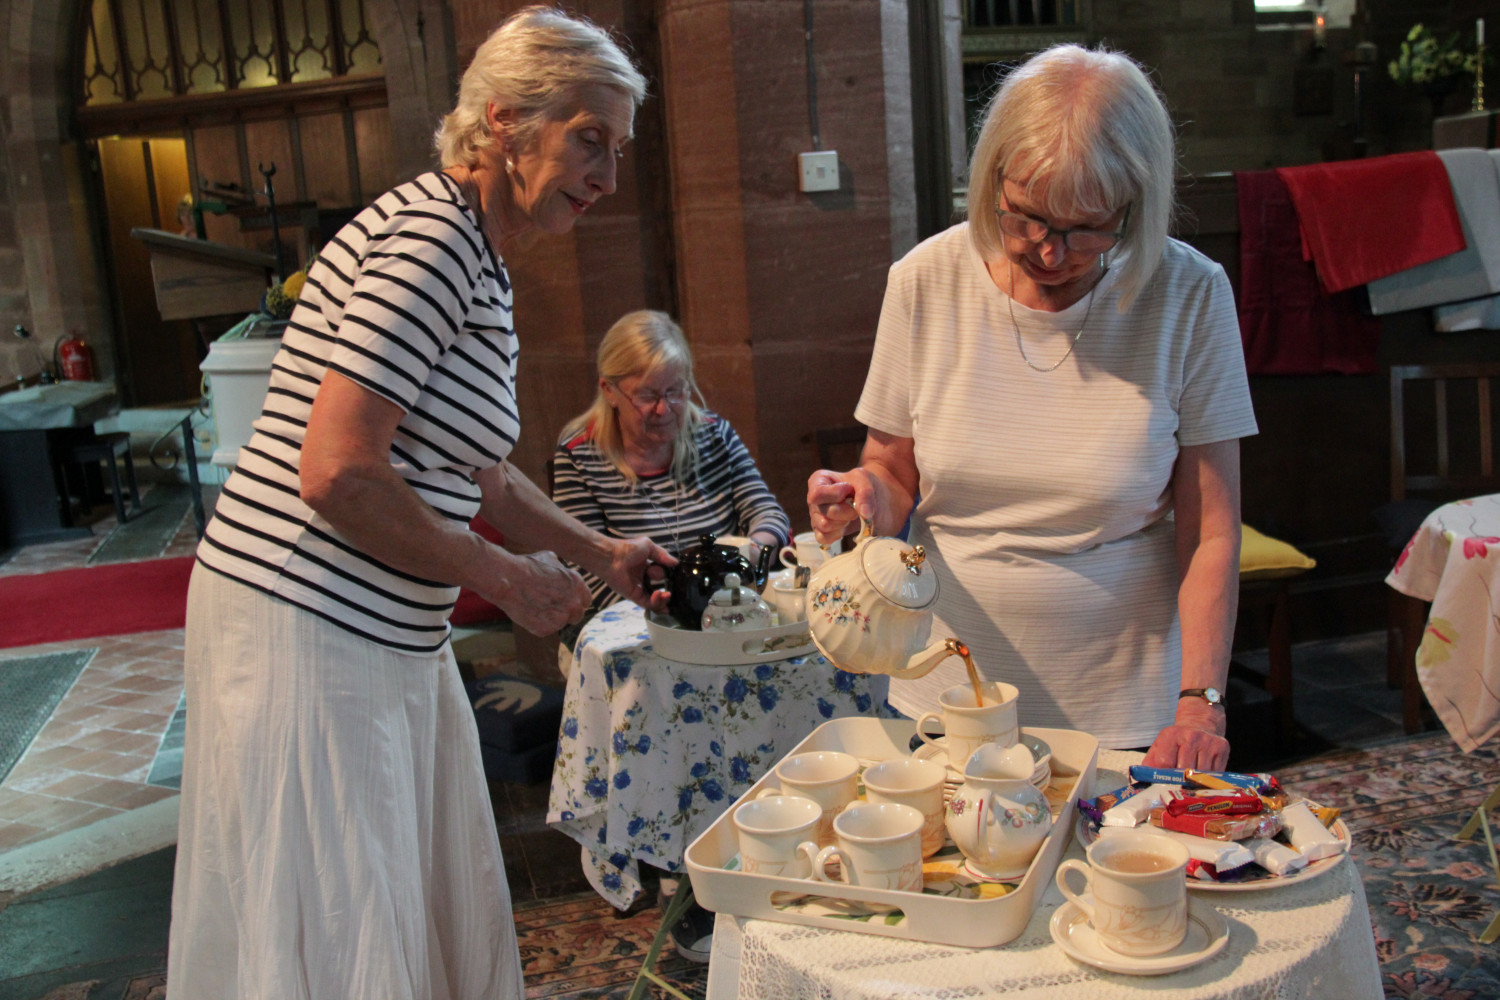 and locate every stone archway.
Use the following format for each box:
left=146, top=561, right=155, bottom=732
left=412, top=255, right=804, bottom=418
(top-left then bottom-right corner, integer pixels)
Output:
left=0, top=0, right=458, bottom=385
